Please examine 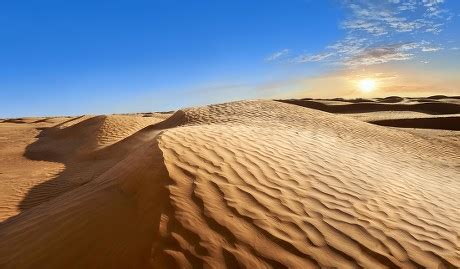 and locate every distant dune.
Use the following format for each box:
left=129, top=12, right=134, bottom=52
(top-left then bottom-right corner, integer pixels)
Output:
left=0, top=97, right=459, bottom=268
left=278, top=96, right=460, bottom=115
